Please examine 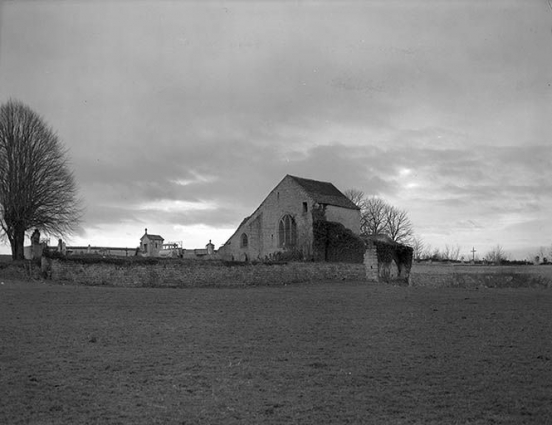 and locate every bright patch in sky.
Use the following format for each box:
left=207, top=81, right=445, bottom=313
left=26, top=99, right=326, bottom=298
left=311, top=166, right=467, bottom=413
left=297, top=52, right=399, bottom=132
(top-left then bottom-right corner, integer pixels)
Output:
left=137, top=200, right=217, bottom=213
left=399, top=168, right=412, bottom=177
left=171, top=171, right=217, bottom=187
